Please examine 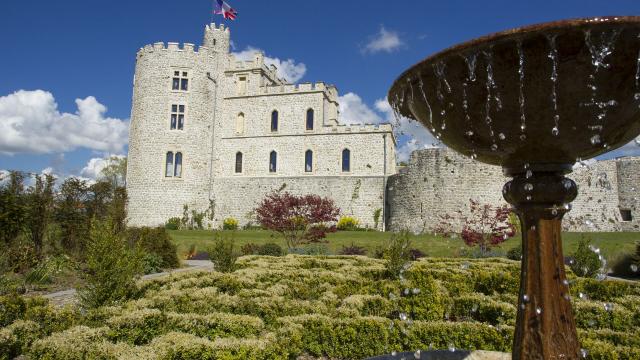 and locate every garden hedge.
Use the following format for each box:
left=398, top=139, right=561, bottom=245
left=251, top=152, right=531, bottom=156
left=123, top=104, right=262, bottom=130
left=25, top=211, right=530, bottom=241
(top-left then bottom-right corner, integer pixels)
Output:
left=1, top=255, right=639, bottom=359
